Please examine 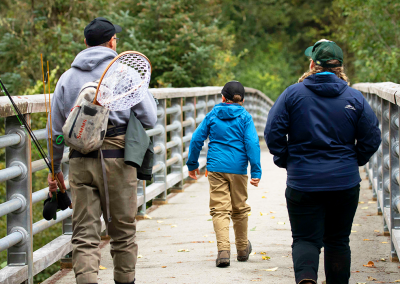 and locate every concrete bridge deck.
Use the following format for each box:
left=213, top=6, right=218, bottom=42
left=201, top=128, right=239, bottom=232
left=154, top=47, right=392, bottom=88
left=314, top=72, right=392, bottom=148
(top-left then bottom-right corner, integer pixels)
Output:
left=44, top=146, right=400, bottom=284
